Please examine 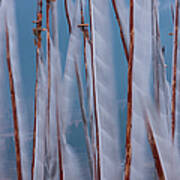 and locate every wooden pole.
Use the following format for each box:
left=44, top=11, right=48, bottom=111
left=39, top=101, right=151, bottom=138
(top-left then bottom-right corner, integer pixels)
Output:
left=5, top=20, right=22, bottom=180
left=145, top=114, right=165, bottom=180
left=31, top=1, right=43, bottom=179
left=64, top=0, right=72, bottom=33
left=79, top=2, right=93, bottom=177
left=111, top=0, right=129, bottom=62
left=124, top=0, right=134, bottom=179
left=46, top=0, right=51, bottom=137
left=171, top=0, right=179, bottom=142
left=55, top=83, right=64, bottom=180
